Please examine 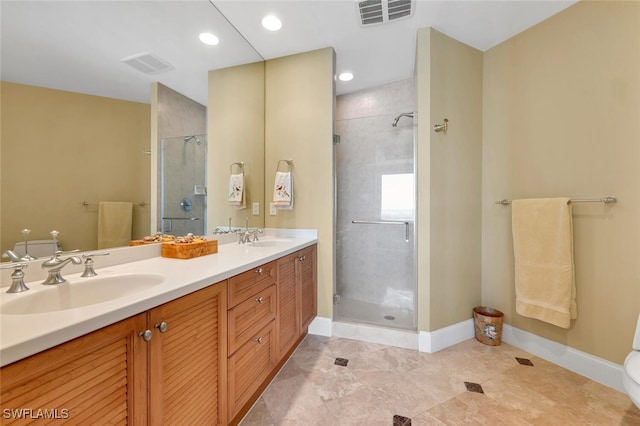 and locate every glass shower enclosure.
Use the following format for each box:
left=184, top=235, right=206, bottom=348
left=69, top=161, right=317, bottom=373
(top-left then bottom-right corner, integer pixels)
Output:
left=159, top=134, right=207, bottom=236
left=334, top=112, right=416, bottom=330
